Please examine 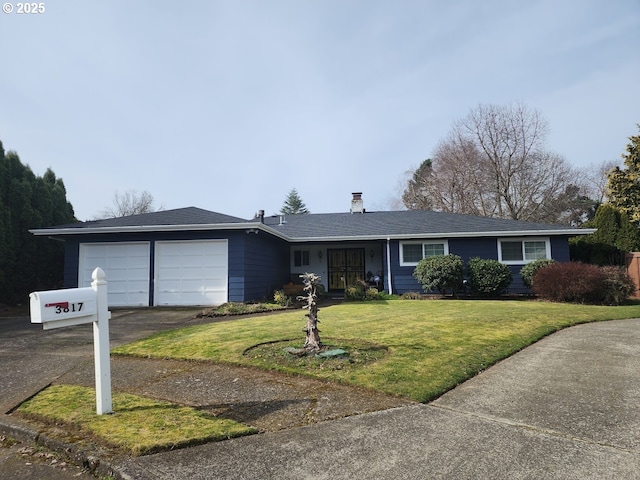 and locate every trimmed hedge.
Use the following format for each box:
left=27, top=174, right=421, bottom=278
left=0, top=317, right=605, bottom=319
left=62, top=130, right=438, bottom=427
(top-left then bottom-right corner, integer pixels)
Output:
left=413, top=254, right=464, bottom=295
left=467, top=257, right=512, bottom=297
